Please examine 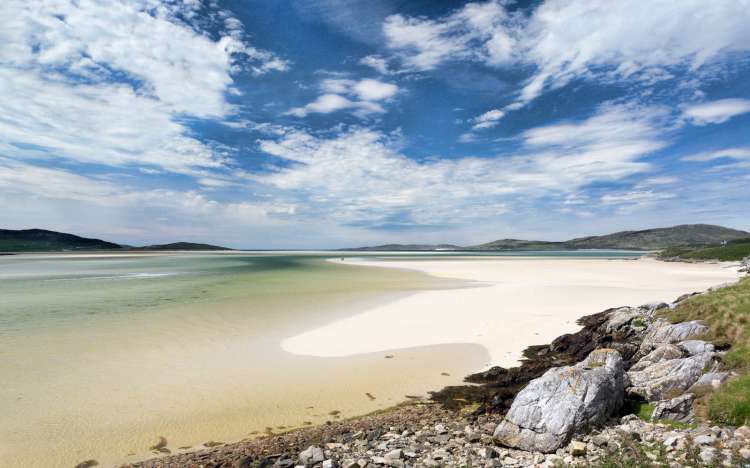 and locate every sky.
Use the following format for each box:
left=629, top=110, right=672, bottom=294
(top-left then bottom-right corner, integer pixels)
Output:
left=1, top=0, right=749, bottom=248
